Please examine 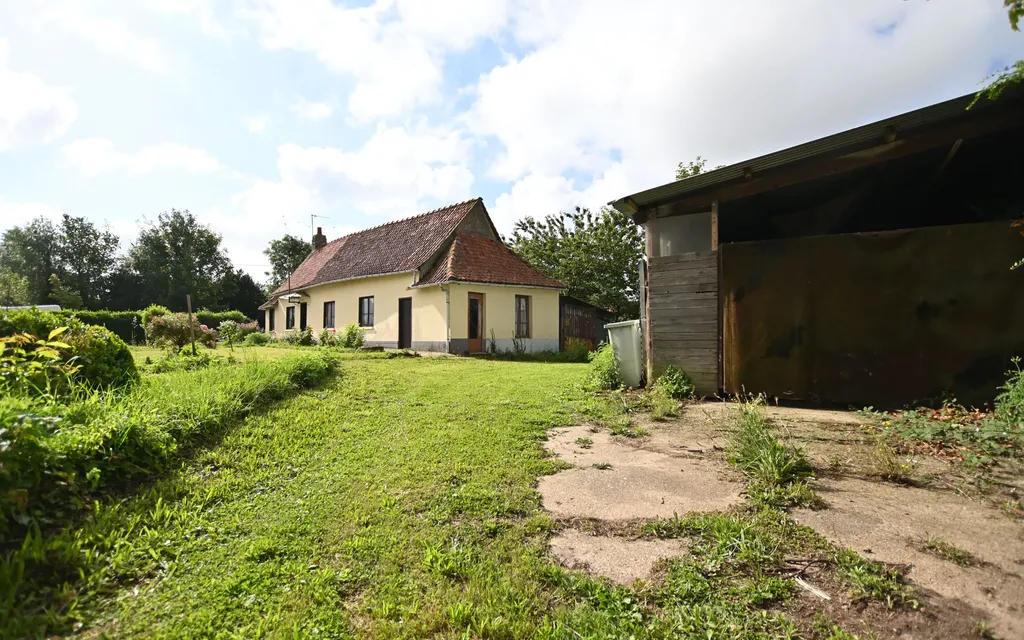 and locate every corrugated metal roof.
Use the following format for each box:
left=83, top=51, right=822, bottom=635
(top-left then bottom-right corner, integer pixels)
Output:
left=611, top=92, right=983, bottom=214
